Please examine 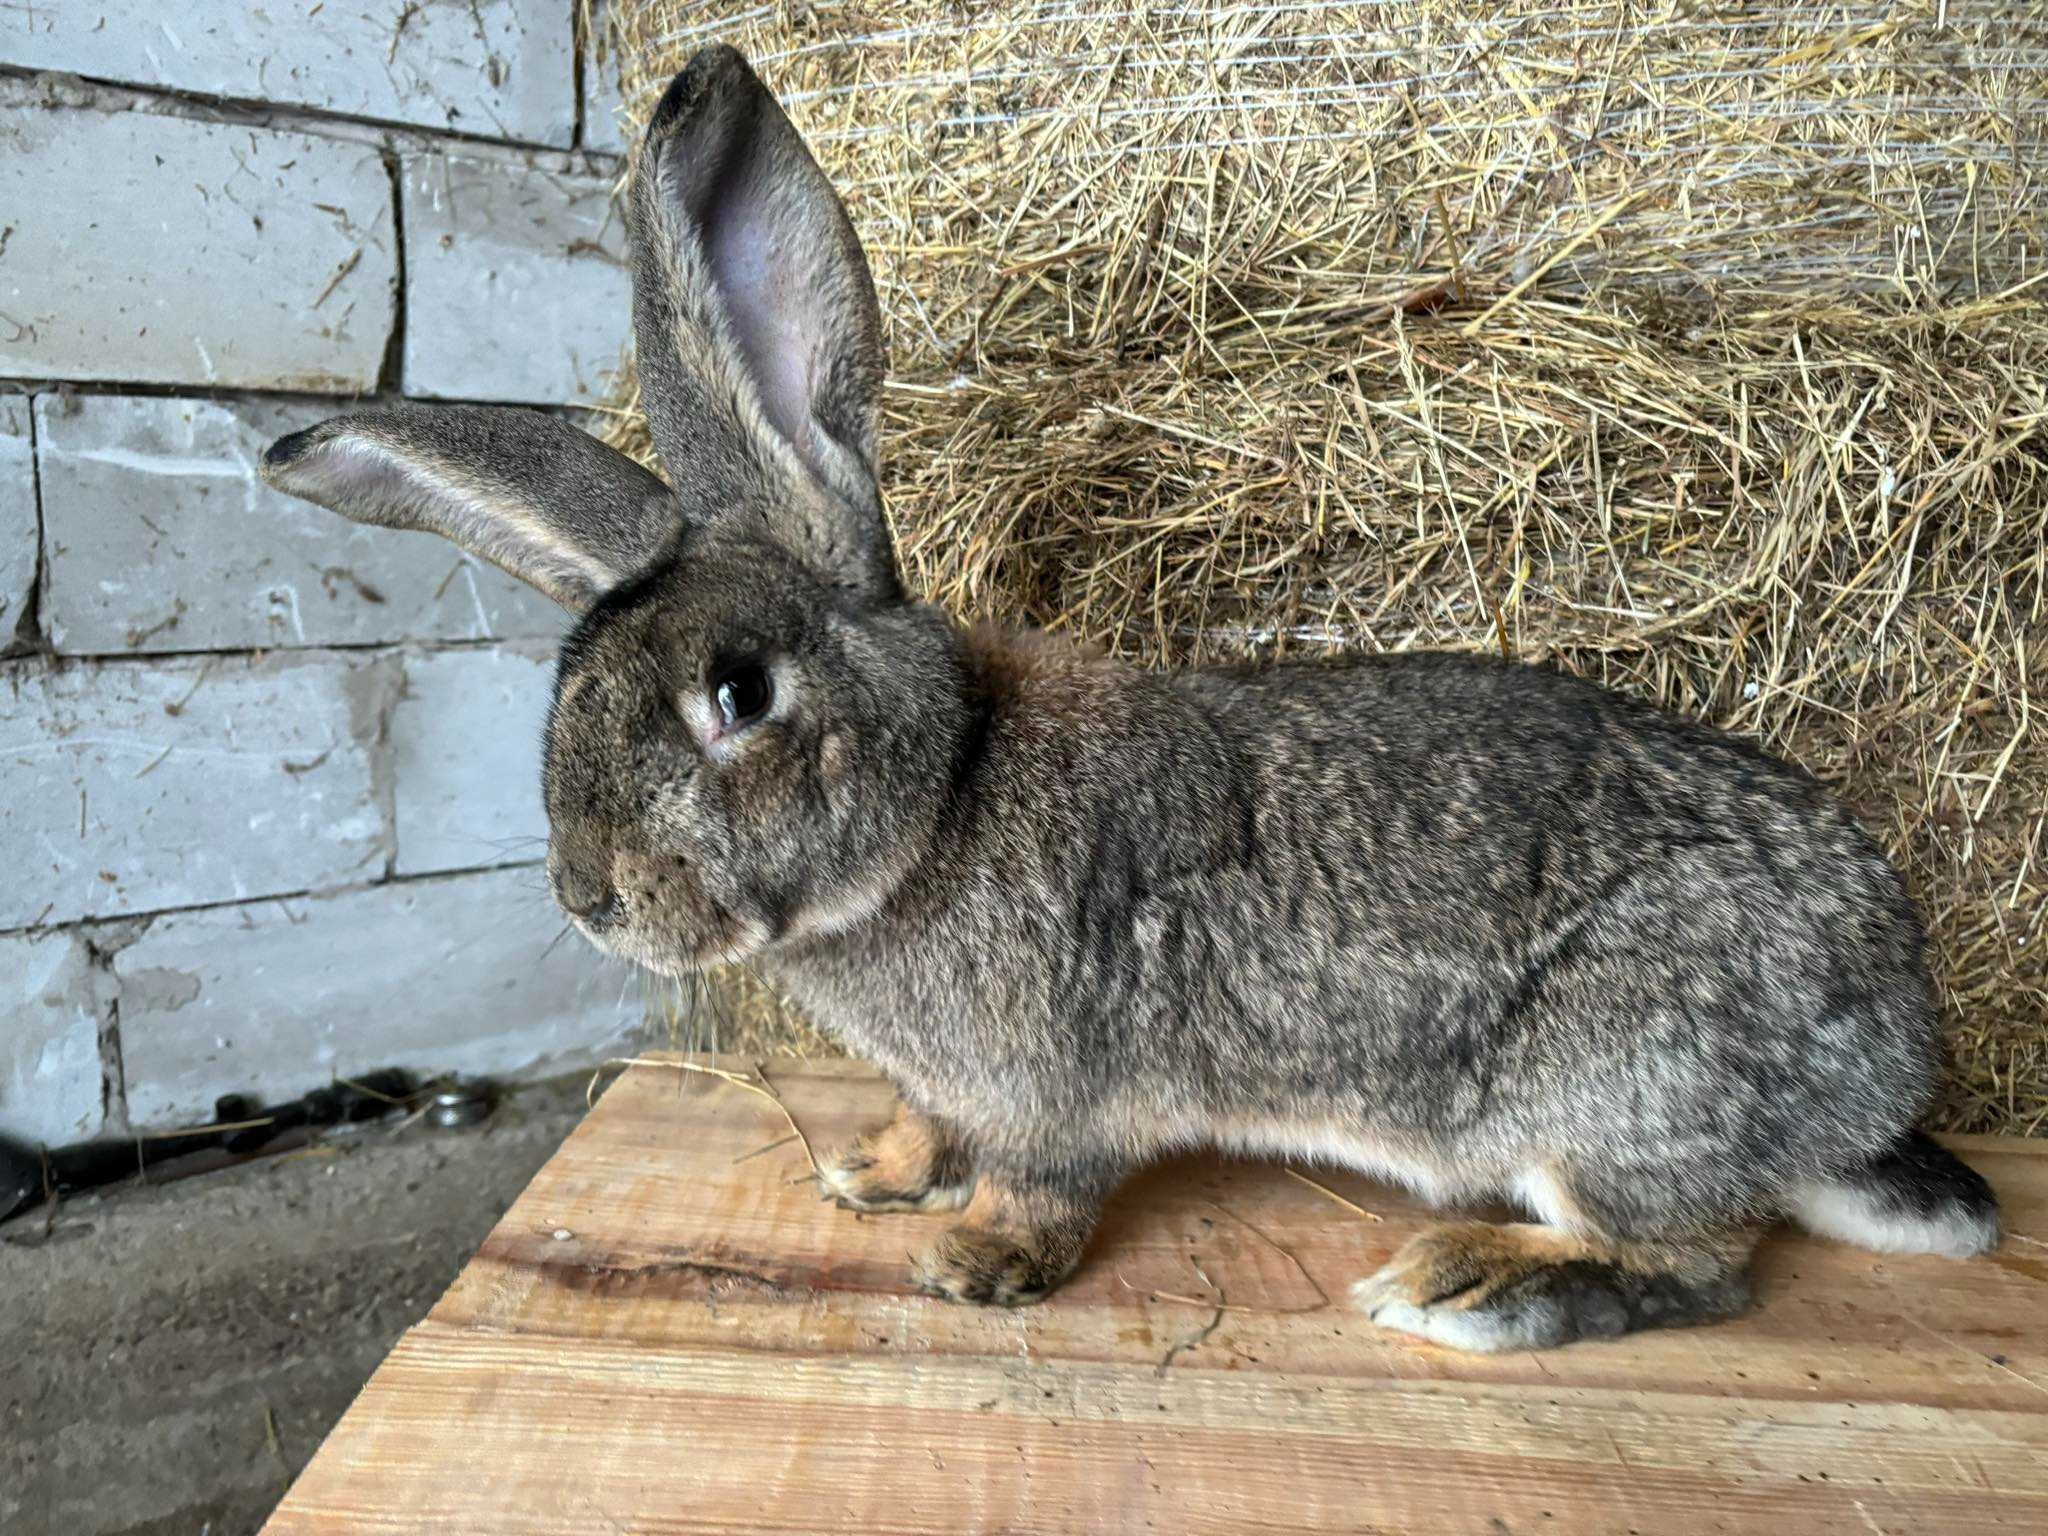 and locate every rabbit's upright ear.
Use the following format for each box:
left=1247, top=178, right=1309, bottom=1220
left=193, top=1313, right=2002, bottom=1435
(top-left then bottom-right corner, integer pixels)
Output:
left=261, top=405, right=678, bottom=612
left=628, top=45, right=898, bottom=601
